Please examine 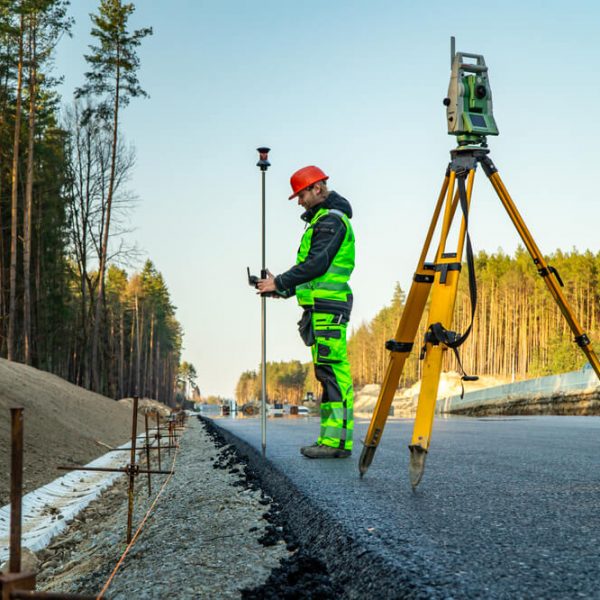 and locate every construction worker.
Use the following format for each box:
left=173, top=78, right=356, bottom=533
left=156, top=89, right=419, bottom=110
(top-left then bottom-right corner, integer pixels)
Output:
left=257, top=166, right=355, bottom=458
